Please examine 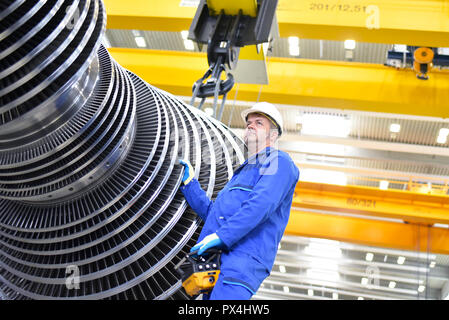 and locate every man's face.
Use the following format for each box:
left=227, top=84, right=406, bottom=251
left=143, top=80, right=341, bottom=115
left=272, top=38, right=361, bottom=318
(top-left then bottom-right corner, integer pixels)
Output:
left=243, top=113, right=272, bottom=148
